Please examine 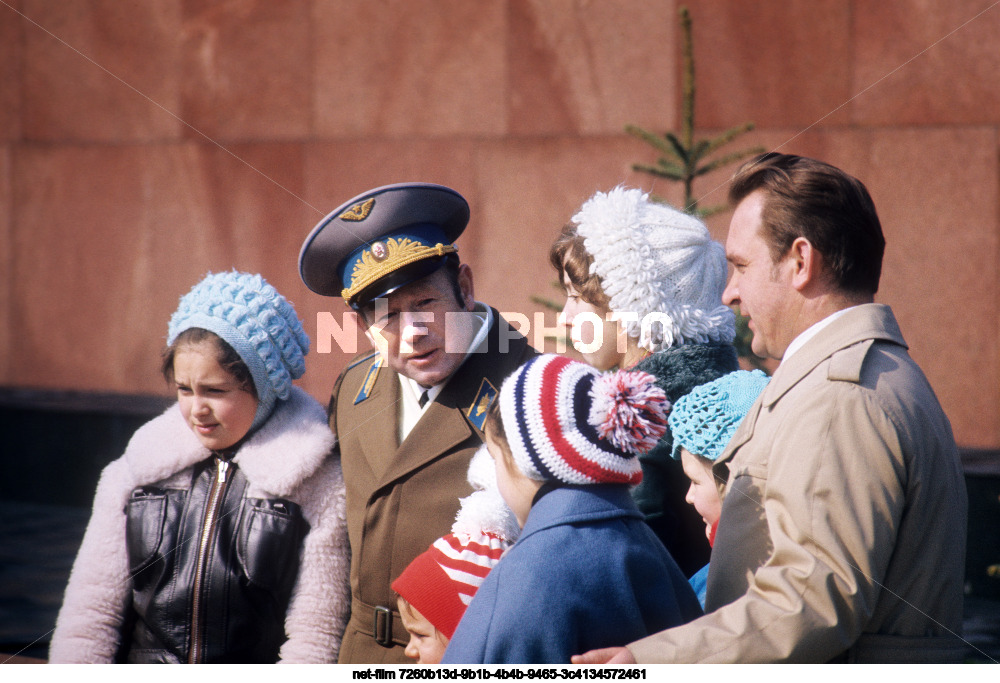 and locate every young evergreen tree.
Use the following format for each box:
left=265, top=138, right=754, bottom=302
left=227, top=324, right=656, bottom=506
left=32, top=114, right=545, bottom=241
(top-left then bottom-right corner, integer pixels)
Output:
left=627, top=6, right=765, bottom=366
